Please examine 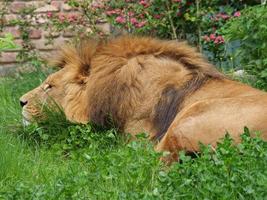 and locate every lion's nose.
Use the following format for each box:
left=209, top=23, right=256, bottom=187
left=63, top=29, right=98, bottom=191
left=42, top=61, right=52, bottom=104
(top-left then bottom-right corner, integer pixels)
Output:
left=20, top=100, right=28, bottom=107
